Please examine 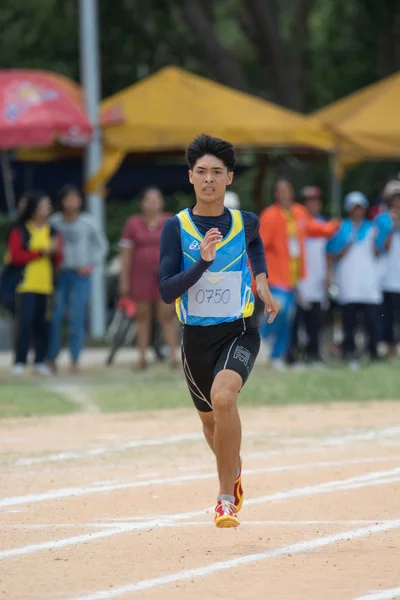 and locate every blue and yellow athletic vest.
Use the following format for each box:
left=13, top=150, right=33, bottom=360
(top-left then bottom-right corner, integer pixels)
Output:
left=176, top=208, right=254, bottom=326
